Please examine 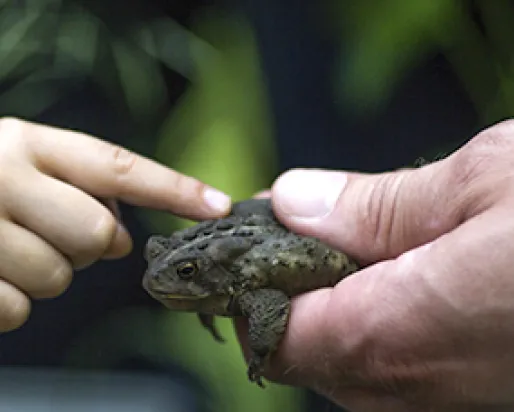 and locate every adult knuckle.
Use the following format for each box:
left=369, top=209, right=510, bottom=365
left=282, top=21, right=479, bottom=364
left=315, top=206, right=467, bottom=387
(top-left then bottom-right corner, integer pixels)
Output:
left=0, top=117, right=25, bottom=136
left=361, top=172, right=404, bottom=255
left=480, top=118, right=514, bottom=143
left=363, top=356, right=437, bottom=402
left=465, top=120, right=514, bottom=165
left=334, top=333, right=437, bottom=402
left=0, top=117, right=27, bottom=149
left=449, top=121, right=514, bottom=198
left=0, top=118, right=32, bottom=194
